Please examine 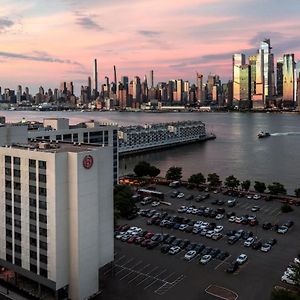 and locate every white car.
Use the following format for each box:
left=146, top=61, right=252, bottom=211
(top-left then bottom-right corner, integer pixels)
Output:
left=169, top=246, right=181, bottom=255
left=281, top=275, right=296, bottom=285
left=294, top=257, right=300, bottom=264
left=236, top=254, right=248, bottom=265
left=151, top=201, right=160, bottom=207
left=177, top=206, right=188, bottom=213
left=253, top=194, right=261, bottom=200
left=193, top=227, right=202, bottom=234
left=284, top=268, right=295, bottom=276
left=212, top=233, right=223, bottom=240
left=184, top=250, right=197, bottom=260
left=261, top=243, right=272, bottom=252
left=115, top=232, right=125, bottom=239
left=213, top=190, right=219, bottom=194
left=235, top=217, right=243, bottom=224
left=215, top=214, right=224, bottom=220
left=200, top=229, right=208, bottom=236
left=278, top=226, right=289, bottom=234
left=214, top=225, right=224, bottom=233
left=177, top=193, right=185, bottom=198
left=200, top=222, right=209, bottom=229
left=200, top=255, right=212, bottom=264
left=179, top=224, right=189, bottom=231
left=206, top=230, right=214, bottom=238
left=186, top=207, right=194, bottom=214
left=192, top=209, right=199, bottom=214
left=244, top=237, right=255, bottom=247
left=229, top=216, right=236, bottom=222
left=247, top=195, right=252, bottom=199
